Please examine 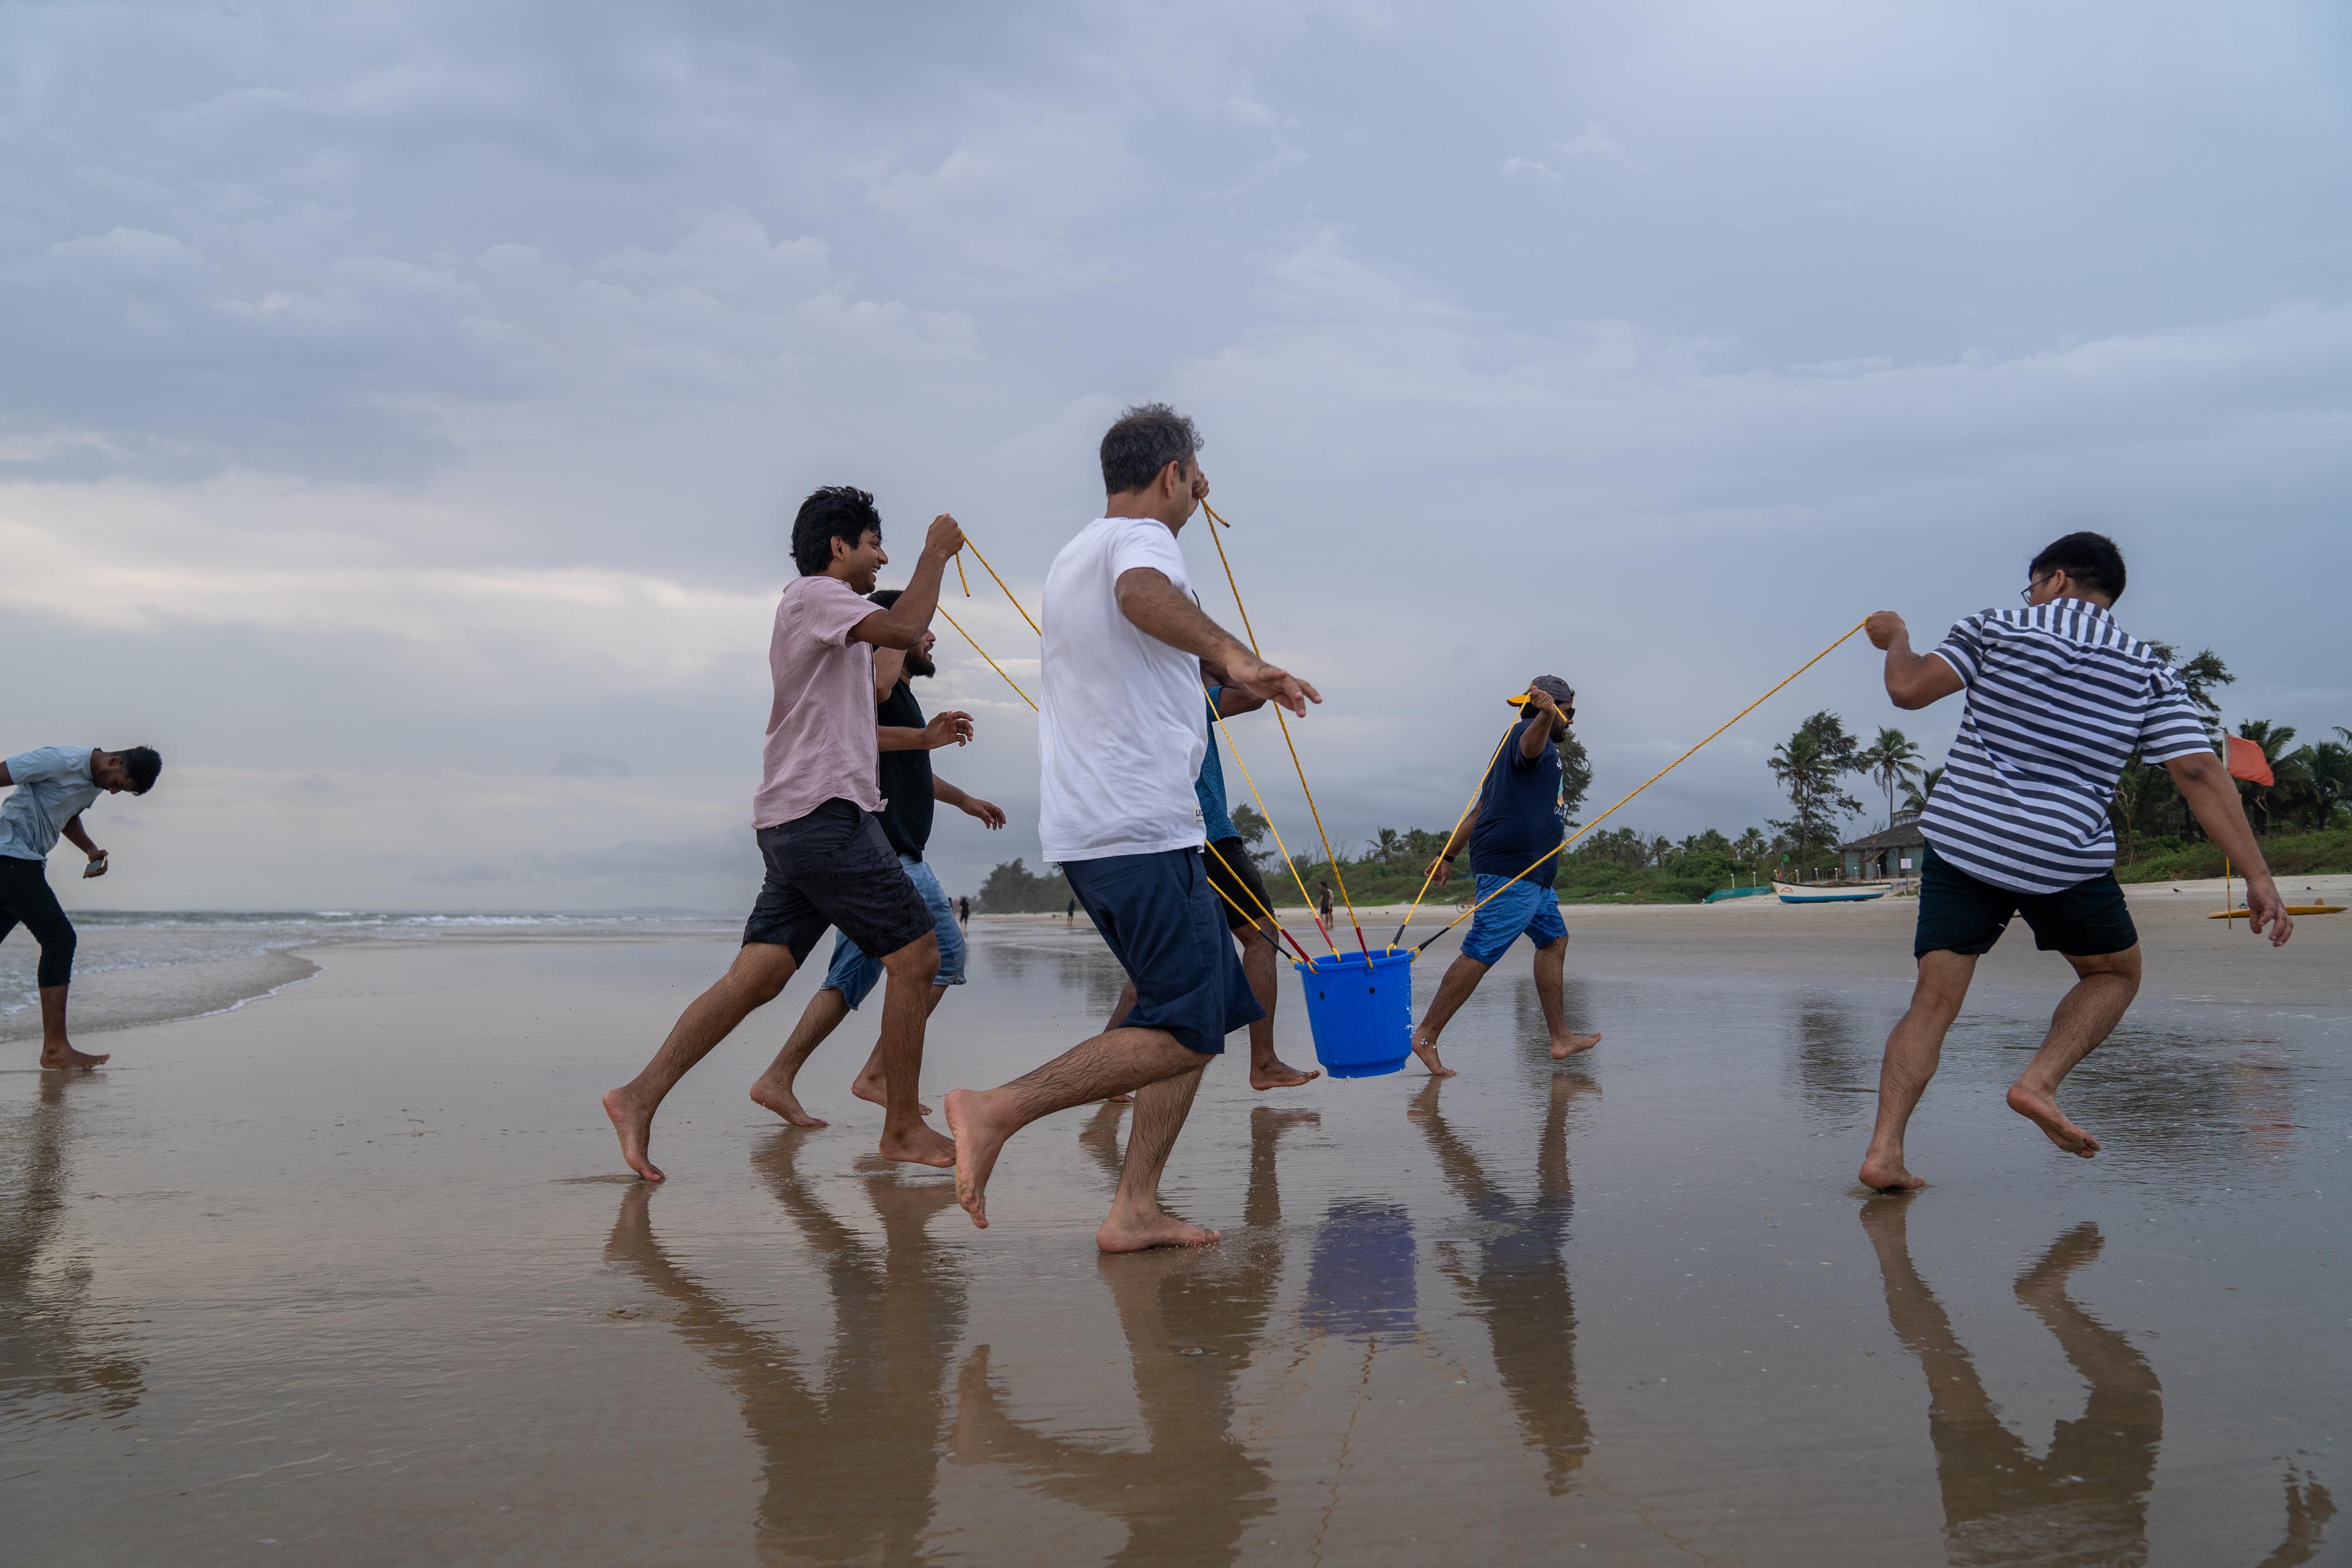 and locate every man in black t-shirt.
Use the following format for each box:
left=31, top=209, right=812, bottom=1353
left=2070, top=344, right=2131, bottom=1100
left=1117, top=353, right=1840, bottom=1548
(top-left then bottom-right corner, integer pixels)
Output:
left=1411, top=675, right=1603, bottom=1078
left=750, top=589, right=1006, bottom=1128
